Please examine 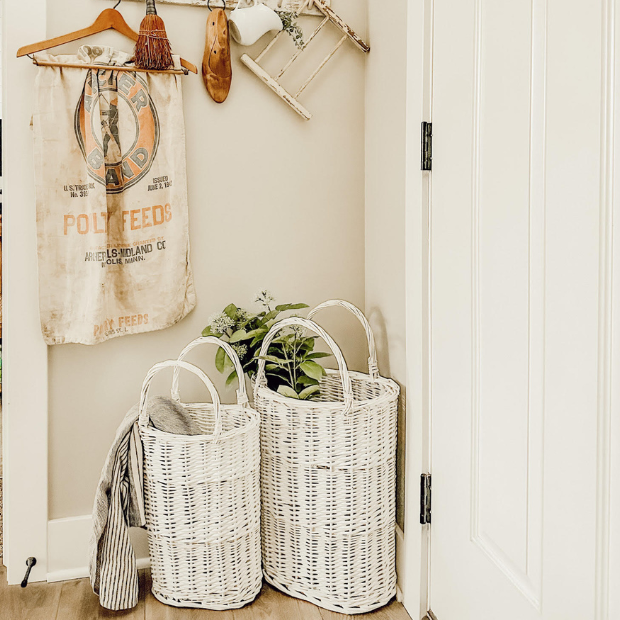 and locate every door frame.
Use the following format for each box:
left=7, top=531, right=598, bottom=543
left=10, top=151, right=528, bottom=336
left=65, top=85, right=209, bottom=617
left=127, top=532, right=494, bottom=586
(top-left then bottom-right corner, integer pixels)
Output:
left=399, top=0, right=433, bottom=618
left=2, top=0, right=50, bottom=585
